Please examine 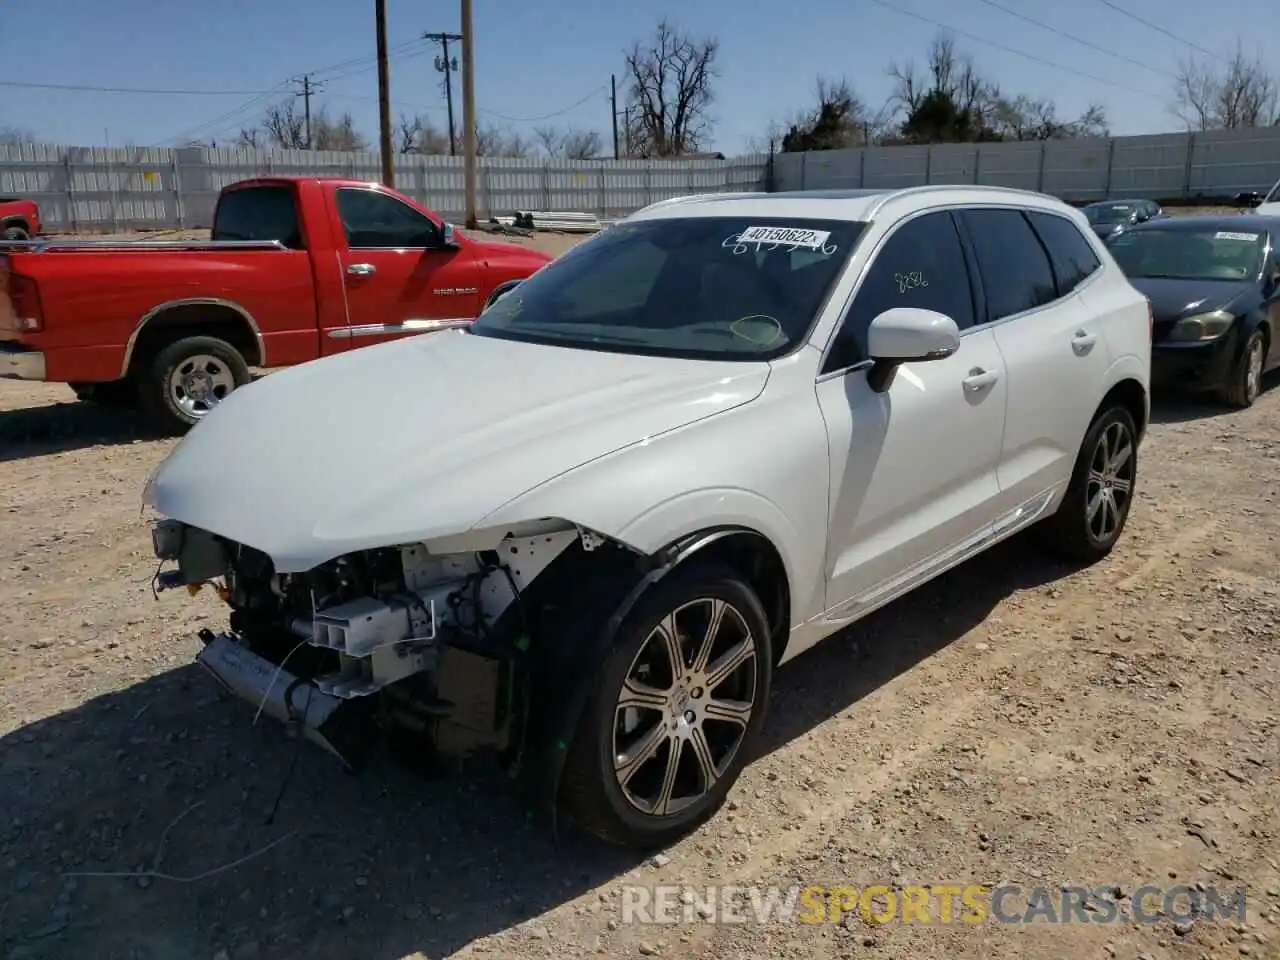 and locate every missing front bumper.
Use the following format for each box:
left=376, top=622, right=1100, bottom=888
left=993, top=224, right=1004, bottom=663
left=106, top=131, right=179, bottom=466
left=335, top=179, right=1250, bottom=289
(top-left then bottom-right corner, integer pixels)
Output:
left=194, top=632, right=378, bottom=770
